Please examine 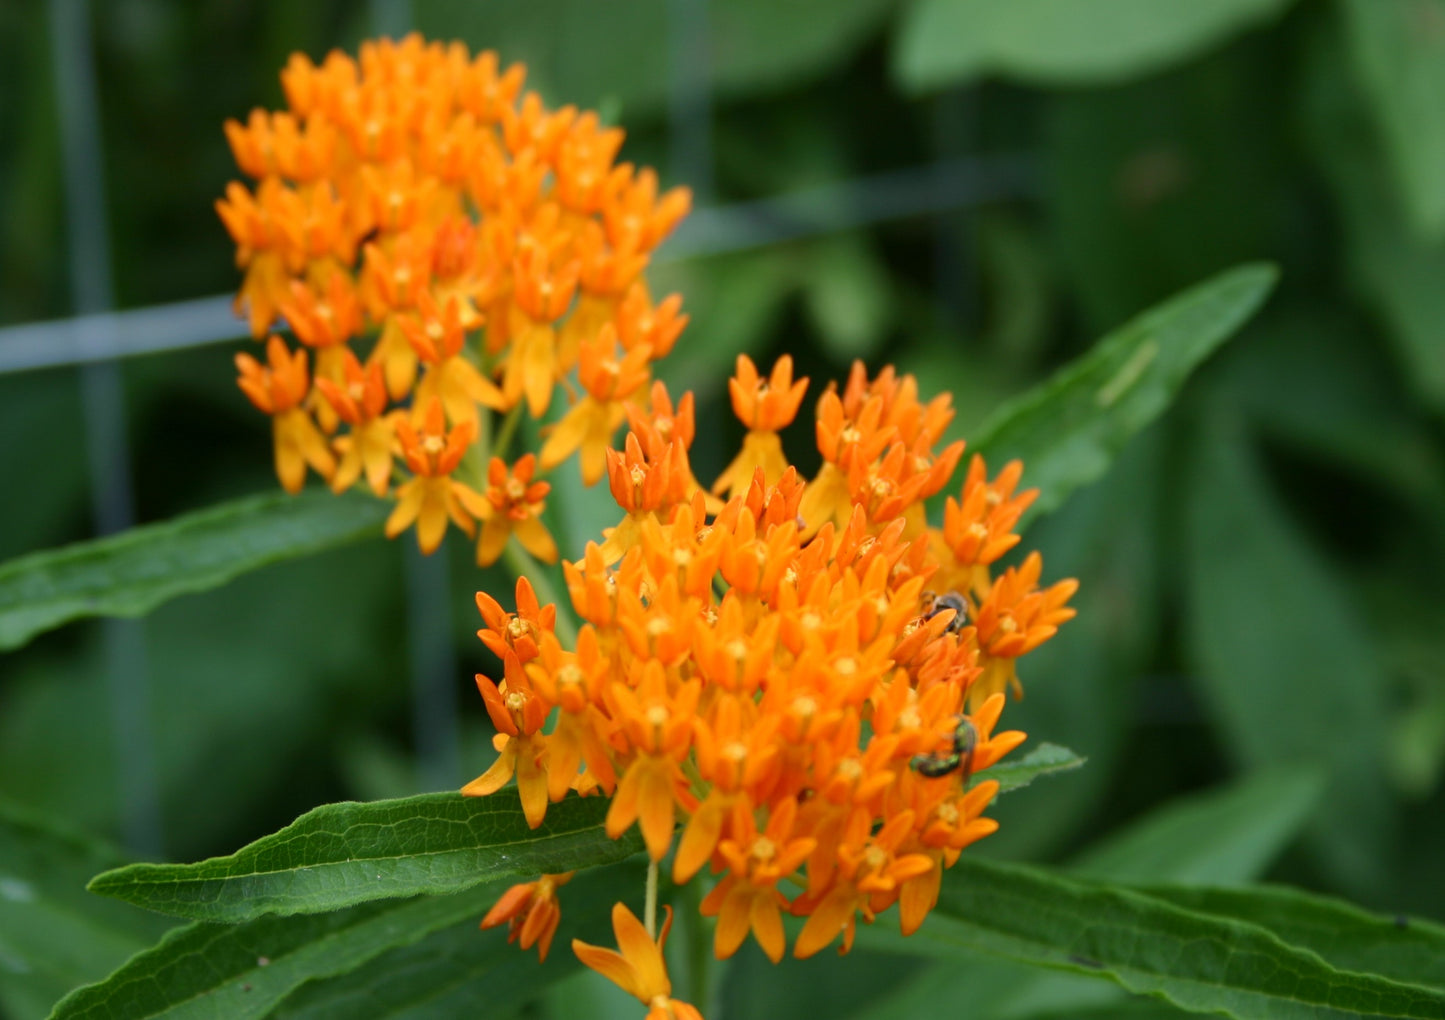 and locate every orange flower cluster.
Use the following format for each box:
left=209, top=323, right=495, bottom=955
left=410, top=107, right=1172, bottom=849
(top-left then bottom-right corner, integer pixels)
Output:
left=473, top=357, right=1076, bottom=1012
left=222, top=35, right=690, bottom=564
